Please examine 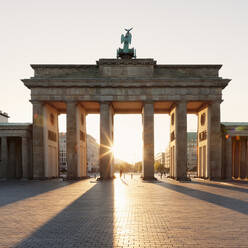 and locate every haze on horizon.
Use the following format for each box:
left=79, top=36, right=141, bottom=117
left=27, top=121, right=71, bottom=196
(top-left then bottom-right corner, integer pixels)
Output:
left=1, top=0, right=248, bottom=163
